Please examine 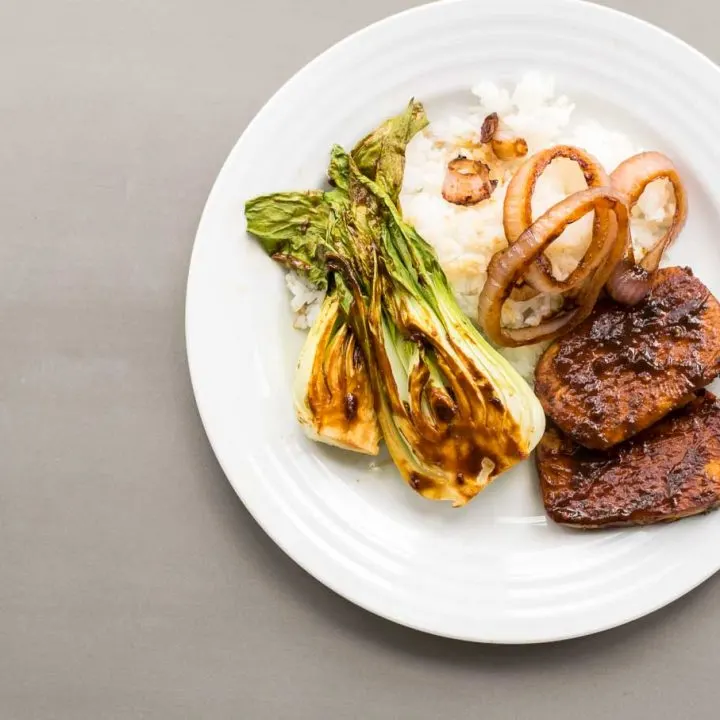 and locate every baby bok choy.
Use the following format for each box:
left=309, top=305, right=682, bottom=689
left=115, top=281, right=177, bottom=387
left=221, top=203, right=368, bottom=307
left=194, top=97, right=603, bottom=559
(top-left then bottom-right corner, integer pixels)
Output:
left=245, top=188, right=381, bottom=454
left=246, top=102, right=545, bottom=505
left=244, top=100, right=426, bottom=456
left=321, top=148, right=545, bottom=505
